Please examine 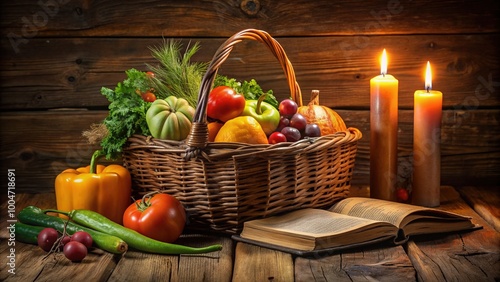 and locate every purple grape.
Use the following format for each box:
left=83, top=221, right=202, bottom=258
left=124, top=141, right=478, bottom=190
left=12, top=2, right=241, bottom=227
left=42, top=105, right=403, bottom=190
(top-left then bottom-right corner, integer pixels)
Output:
left=290, top=113, right=307, bottom=131
left=281, top=126, right=301, bottom=142
left=277, top=116, right=290, bottom=132
left=304, top=123, right=321, bottom=137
